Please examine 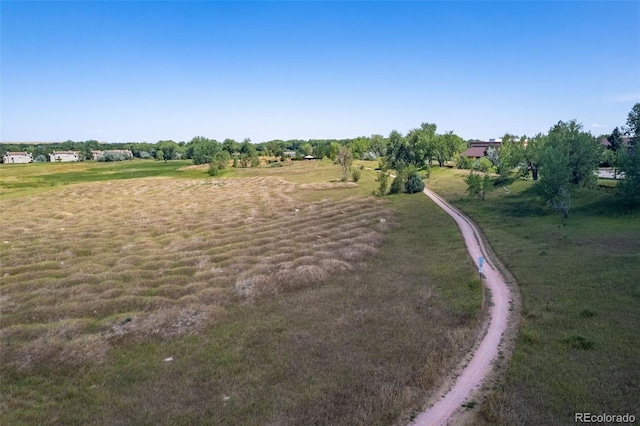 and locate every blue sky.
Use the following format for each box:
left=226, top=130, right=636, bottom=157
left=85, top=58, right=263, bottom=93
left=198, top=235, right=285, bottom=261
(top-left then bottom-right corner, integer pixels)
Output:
left=2, top=1, right=639, bottom=143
